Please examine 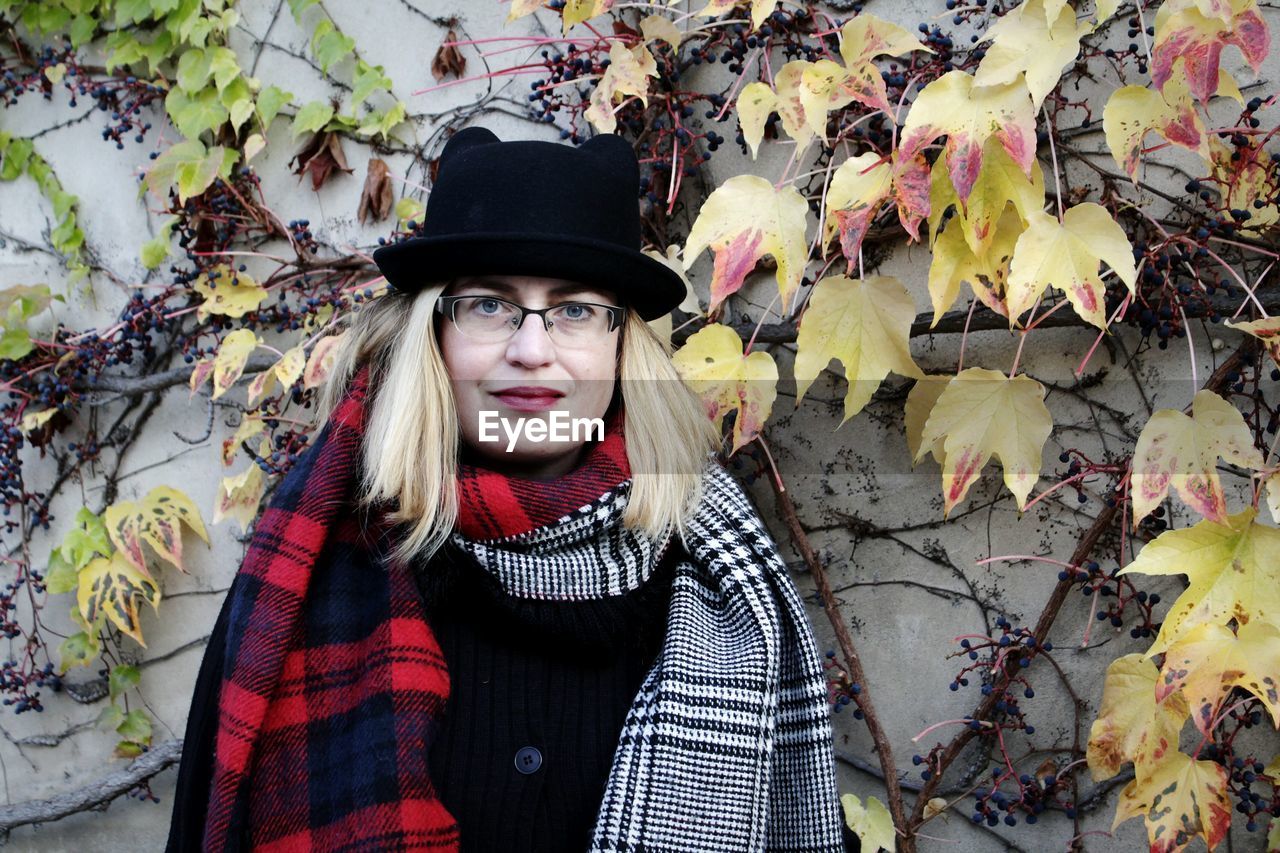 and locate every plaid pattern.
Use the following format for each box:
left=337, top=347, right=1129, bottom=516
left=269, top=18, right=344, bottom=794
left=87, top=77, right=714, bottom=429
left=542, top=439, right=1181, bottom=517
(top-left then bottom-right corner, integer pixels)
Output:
left=451, top=465, right=845, bottom=852
left=203, top=364, right=457, bottom=851
left=202, top=362, right=842, bottom=851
